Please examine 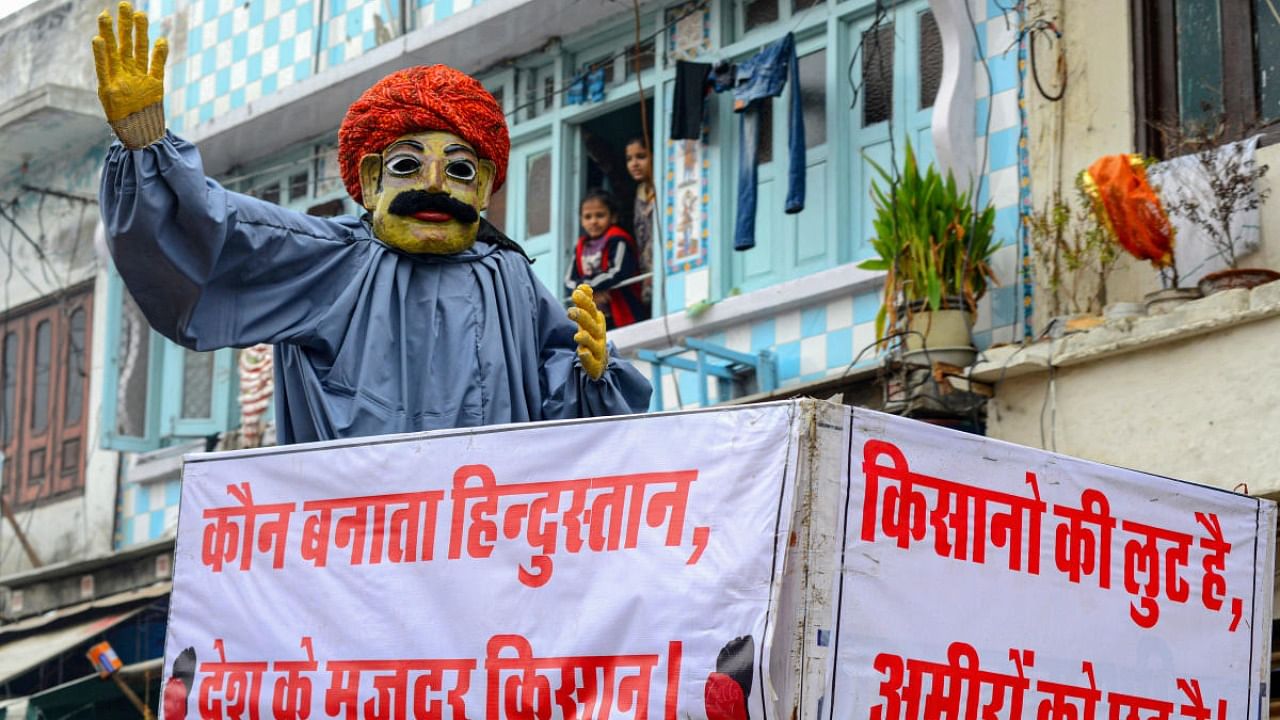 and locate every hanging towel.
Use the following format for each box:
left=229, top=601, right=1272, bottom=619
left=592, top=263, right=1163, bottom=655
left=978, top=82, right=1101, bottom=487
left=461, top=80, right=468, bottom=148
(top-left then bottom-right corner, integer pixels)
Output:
left=565, top=74, right=586, bottom=106
left=587, top=67, right=607, bottom=103
left=671, top=61, right=713, bottom=140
